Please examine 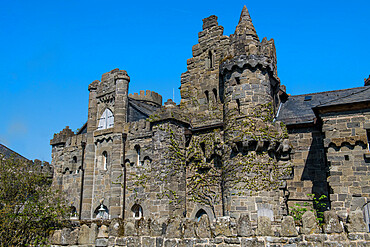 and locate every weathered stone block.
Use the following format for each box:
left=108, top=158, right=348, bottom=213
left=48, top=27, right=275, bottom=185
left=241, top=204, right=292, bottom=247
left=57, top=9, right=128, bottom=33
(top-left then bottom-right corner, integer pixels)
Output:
left=50, top=229, right=62, bottom=244
left=142, top=236, right=156, bottom=247
left=347, top=209, right=367, bottom=232
left=109, top=218, right=124, bottom=237
left=281, top=216, right=298, bottom=237
left=301, top=211, right=320, bottom=234
left=256, top=216, right=274, bottom=236
left=96, top=238, right=108, bottom=247
left=195, top=214, right=211, bottom=238
left=323, top=211, right=343, bottom=233
left=125, top=221, right=137, bottom=236
left=237, top=214, right=254, bottom=237
left=241, top=237, right=265, bottom=247
left=166, top=217, right=182, bottom=238
left=97, top=225, right=109, bottom=238
left=214, top=216, right=233, bottom=237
